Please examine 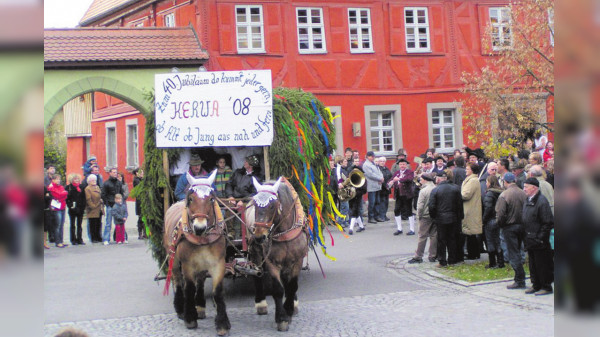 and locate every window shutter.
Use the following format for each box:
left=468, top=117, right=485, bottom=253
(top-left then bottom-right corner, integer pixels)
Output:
left=389, top=4, right=405, bottom=55
left=217, top=3, right=237, bottom=55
